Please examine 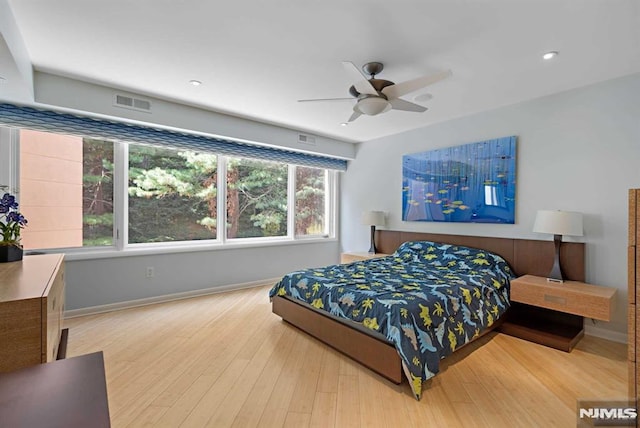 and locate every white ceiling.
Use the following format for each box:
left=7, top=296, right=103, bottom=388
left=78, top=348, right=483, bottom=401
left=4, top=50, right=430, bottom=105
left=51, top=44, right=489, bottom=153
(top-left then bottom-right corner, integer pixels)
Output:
left=4, top=0, right=640, bottom=143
